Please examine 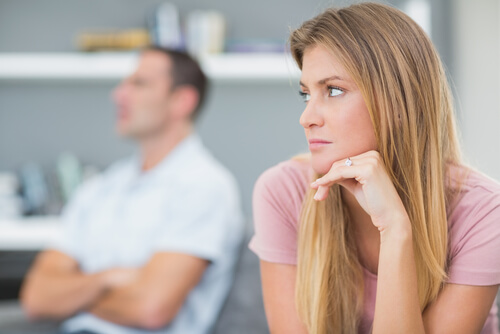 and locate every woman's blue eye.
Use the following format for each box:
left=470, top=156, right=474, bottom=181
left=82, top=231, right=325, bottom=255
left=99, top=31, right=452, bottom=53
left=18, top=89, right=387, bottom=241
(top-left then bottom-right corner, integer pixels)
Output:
left=299, top=91, right=311, bottom=102
left=299, top=87, right=342, bottom=102
left=328, top=86, right=344, bottom=97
